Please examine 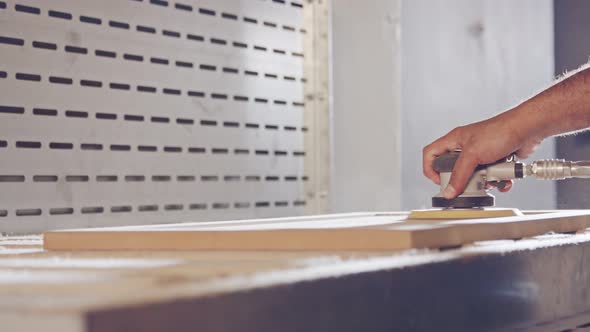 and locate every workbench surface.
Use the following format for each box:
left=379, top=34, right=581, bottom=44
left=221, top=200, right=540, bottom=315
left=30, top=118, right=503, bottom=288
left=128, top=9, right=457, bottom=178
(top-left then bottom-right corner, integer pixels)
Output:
left=4, top=223, right=590, bottom=332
